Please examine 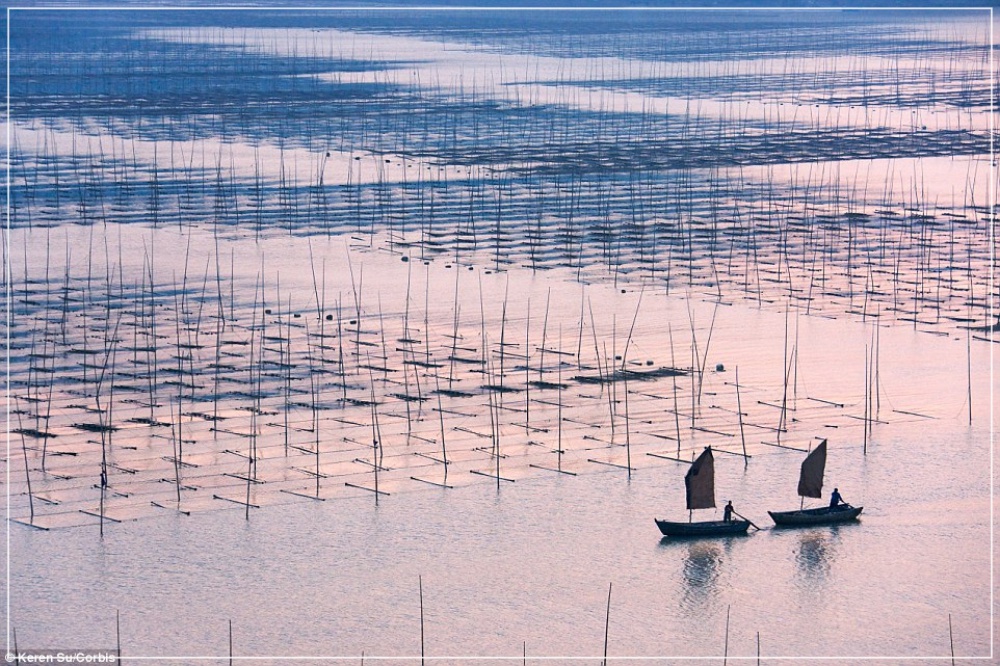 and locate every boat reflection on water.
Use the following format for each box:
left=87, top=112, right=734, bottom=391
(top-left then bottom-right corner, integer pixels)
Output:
left=657, top=538, right=726, bottom=609
left=682, top=541, right=722, bottom=589
left=795, top=530, right=833, bottom=578
left=794, top=523, right=856, bottom=580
